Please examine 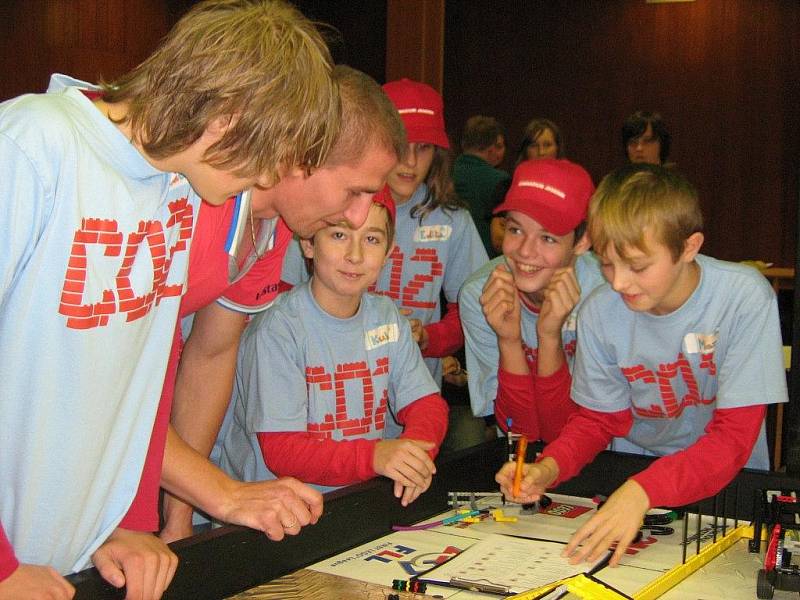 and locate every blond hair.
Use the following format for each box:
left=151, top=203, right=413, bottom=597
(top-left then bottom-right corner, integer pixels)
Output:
left=101, top=0, right=339, bottom=182
left=589, top=164, right=703, bottom=262
left=325, top=65, right=406, bottom=166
